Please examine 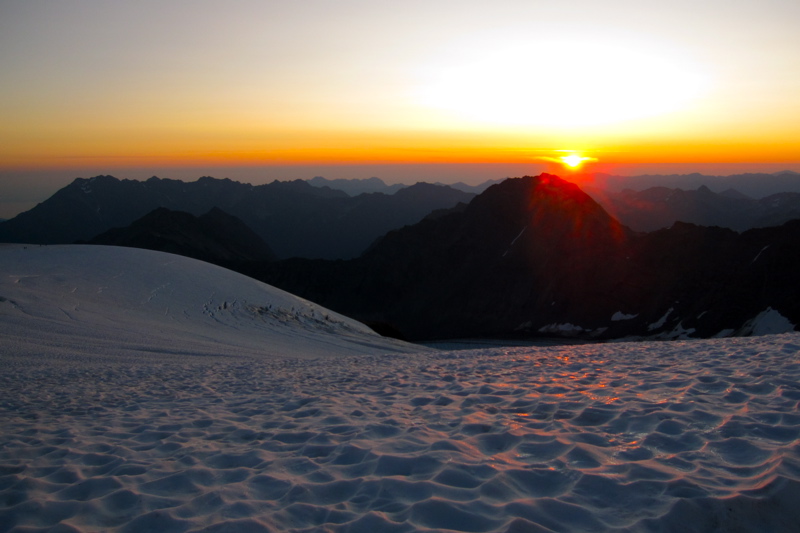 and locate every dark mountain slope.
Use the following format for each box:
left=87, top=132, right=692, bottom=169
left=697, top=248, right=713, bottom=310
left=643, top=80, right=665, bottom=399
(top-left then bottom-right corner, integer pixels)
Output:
left=259, top=182, right=476, bottom=259
left=88, top=207, right=276, bottom=264
left=684, top=220, right=800, bottom=336
left=254, top=174, right=800, bottom=341
left=0, top=175, right=269, bottom=244
left=257, top=175, right=637, bottom=339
